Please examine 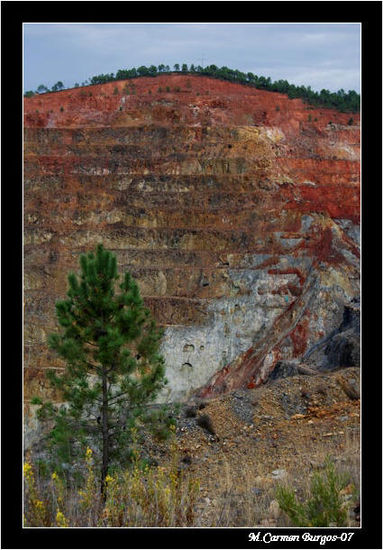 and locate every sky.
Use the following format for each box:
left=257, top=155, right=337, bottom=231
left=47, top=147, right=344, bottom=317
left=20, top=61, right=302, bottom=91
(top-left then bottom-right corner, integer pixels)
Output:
left=23, top=23, right=360, bottom=93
